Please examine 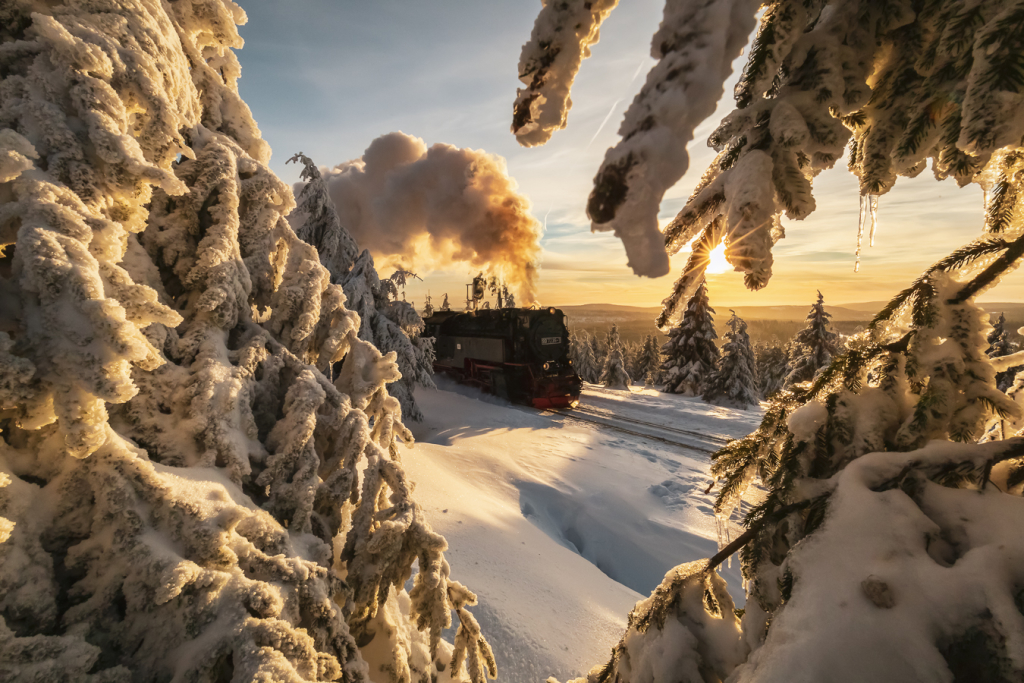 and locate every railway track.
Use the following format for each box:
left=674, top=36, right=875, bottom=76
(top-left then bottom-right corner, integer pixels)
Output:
left=542, top=407, right=727, bottom=455
left=572, top=405, right=733, bottom=447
